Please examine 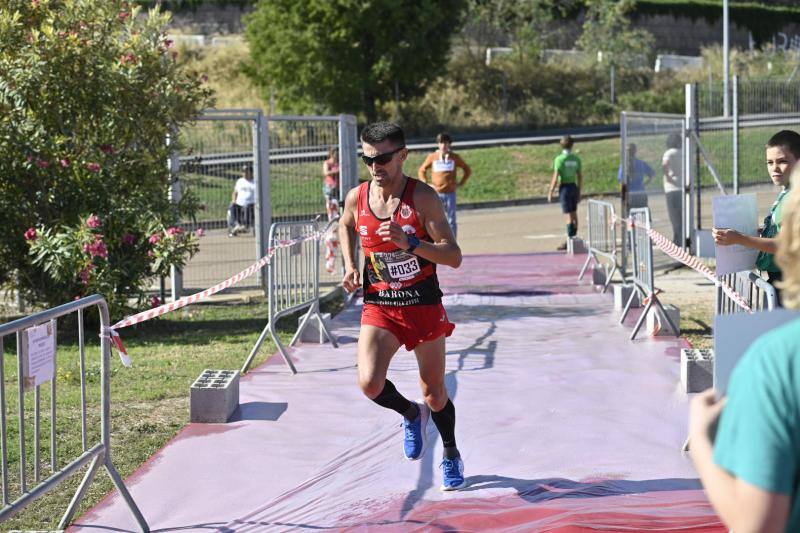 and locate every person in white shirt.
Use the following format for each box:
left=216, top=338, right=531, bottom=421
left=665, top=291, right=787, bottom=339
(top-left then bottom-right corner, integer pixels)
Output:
left=662, top=132, right=683, bottom=246
left=228, top=163, right=256, bottom=237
